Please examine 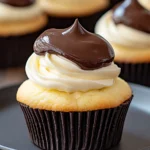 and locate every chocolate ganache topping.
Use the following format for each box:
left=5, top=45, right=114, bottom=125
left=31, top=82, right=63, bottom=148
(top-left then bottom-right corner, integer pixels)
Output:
left=113, top=0, right=150, bottom=33
left=0, top=0, right=34, bottom=7
left=34, top=19, right=114, bottom=70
